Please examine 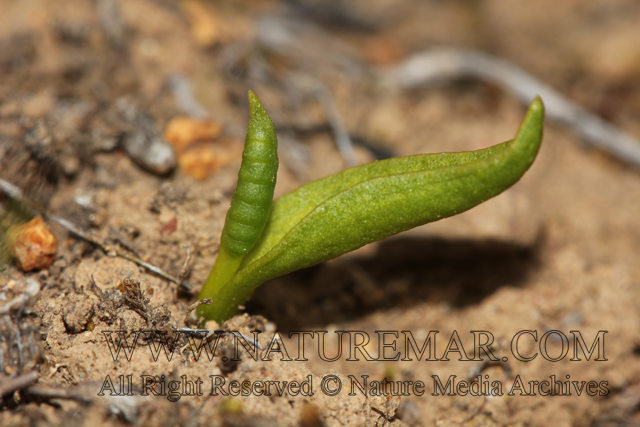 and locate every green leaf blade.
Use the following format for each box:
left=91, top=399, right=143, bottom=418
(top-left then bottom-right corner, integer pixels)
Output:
left=243, top=133, right=510, bottom=267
